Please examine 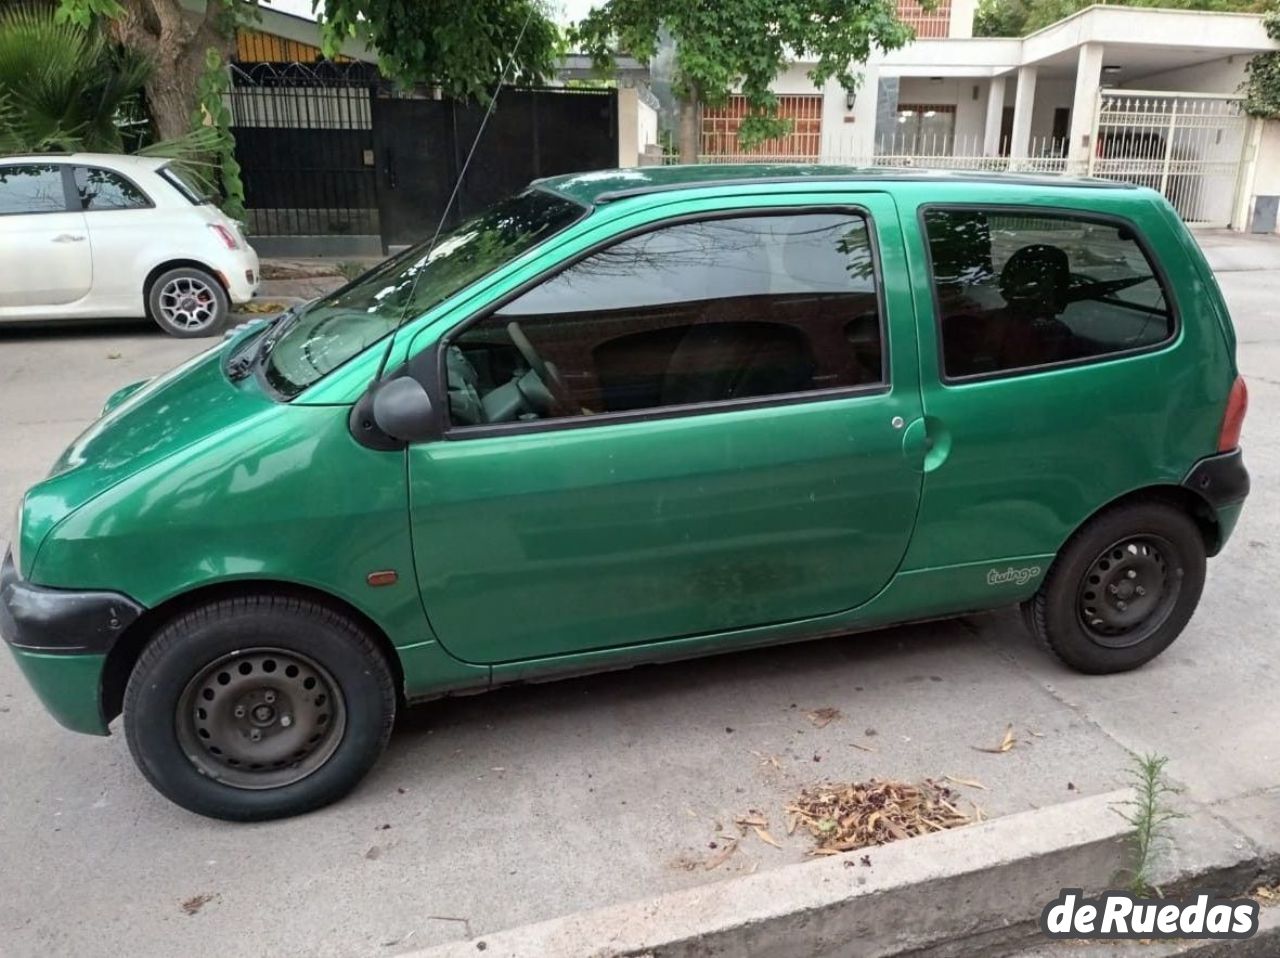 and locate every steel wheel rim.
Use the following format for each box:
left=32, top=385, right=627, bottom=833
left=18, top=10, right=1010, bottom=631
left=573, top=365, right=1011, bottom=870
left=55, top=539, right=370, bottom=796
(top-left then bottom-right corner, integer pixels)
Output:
left=176, top=648, right=347, bottom=790
left=1076, top=534, right=1180, bottom=649
left=158, top=276, right=218, bottom=331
